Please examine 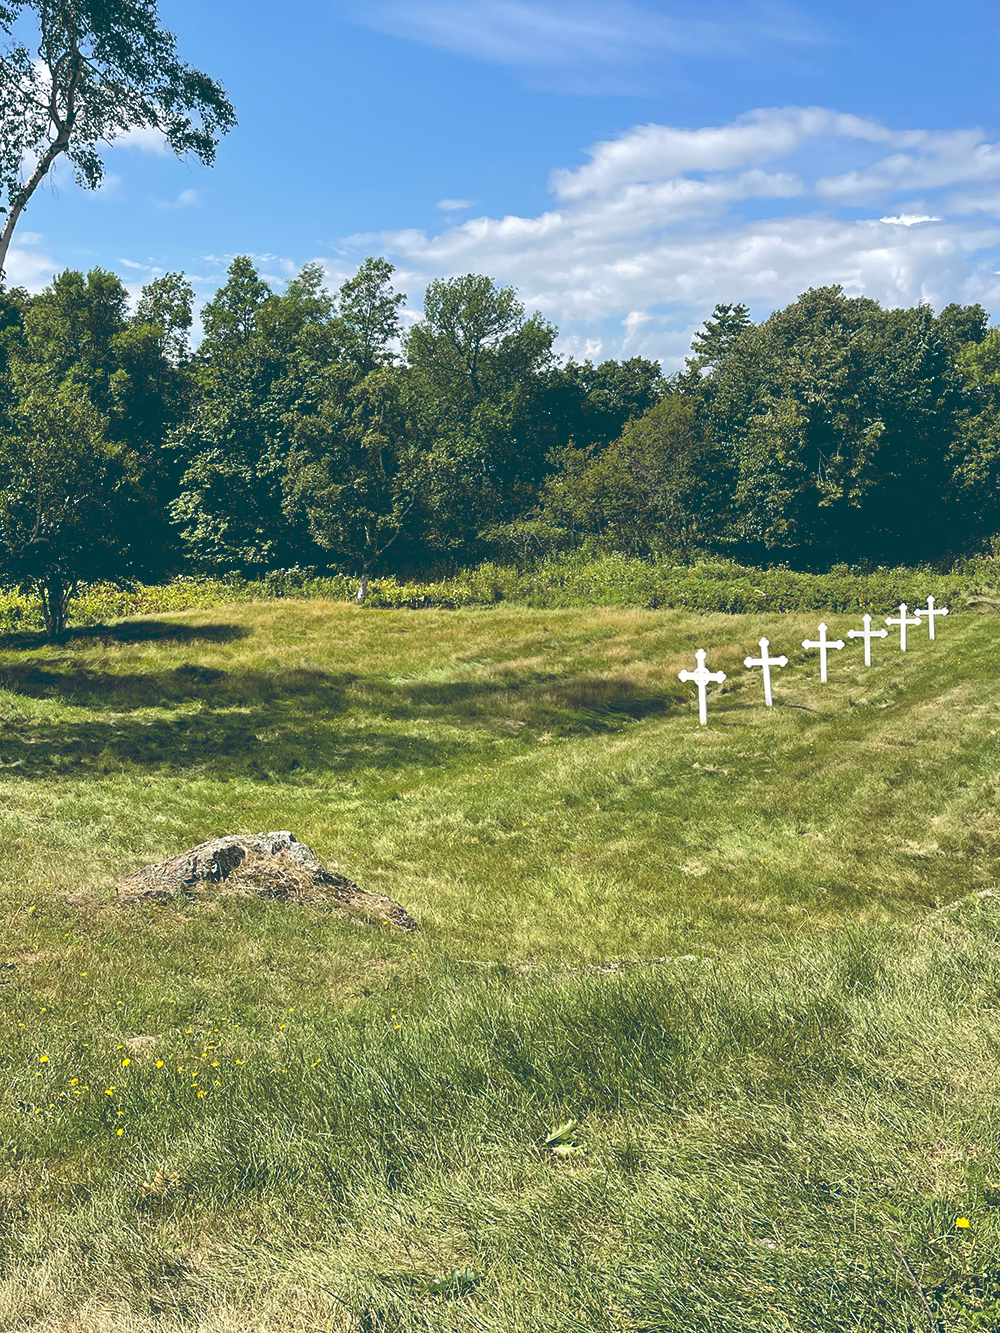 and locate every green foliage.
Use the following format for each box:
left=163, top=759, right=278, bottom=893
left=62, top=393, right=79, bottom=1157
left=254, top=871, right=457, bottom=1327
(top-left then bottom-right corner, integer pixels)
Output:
left=0, top=0, right=235, bottom=271
left=334, top=255, right=405, bottom=375
left=283, top=367, right=424, bottom=599
left=539, top=395, right=727, bottom=552
left=544, top=354, right=668, bottom=452
left=0, top=551, right=990, bottom=634
left=707, top=286, right=965, bottom=562
left=0, top=367, right=149, bottom=634
left=684, top=299, right=753, bottom=377
left=169, top=258, right=333, bottom=573
left=404, top=273, right=559, bottom=551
